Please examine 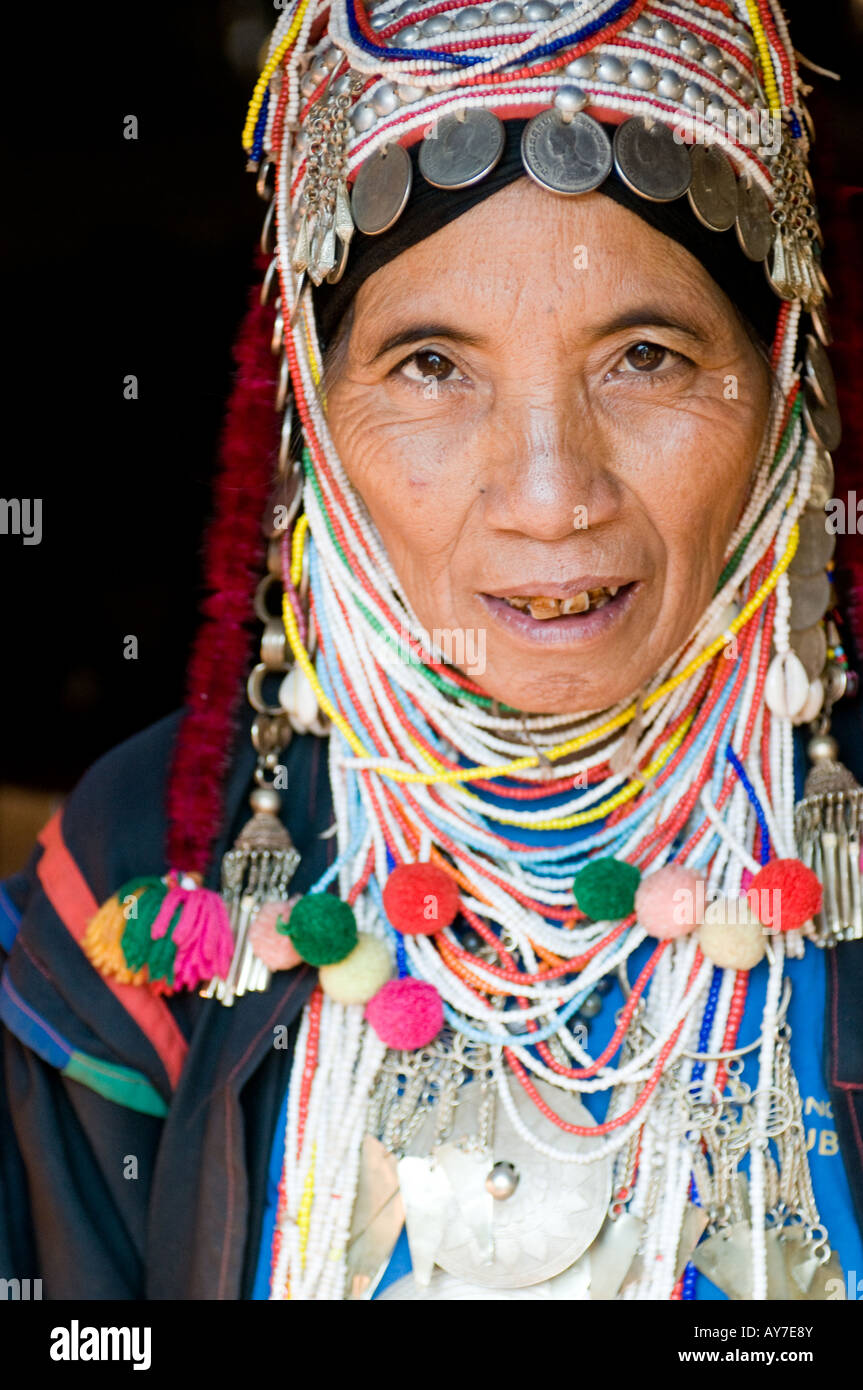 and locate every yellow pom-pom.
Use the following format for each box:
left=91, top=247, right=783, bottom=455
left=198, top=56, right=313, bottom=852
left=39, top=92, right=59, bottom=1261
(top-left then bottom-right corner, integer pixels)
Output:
left=83, top=888, right=148, bottom=985
left=318, top=933, right=392, bottom=1005
left=699, top=898, right=766, bottom=971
